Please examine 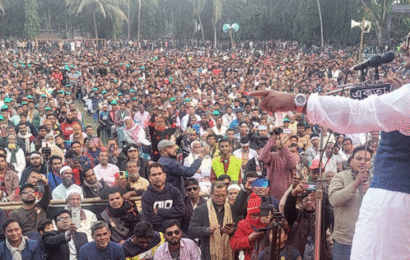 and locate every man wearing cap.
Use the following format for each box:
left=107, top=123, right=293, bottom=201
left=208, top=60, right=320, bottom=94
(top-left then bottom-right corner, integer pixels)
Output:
left=250, top=124, right=270, bottom=150
left=284, top=179, right=333, bottom=259
left=52, top=166, right=83, bottom=200
left=9, top=179, right=51, bottom=238
left=19, top=152, right=47, bottom=185
left=157, top=139, right=209, bottom=191
left=305, top=133, right=320, bottom=162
